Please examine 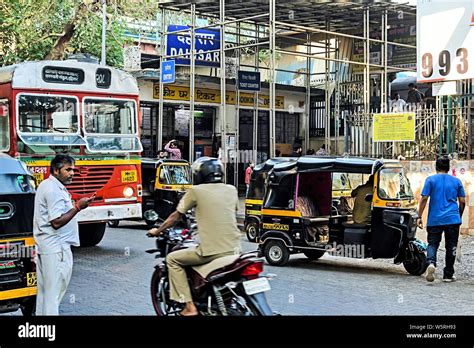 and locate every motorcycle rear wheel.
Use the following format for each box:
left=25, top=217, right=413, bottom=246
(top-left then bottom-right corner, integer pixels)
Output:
left=150, top=268, right=182, bottom=316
